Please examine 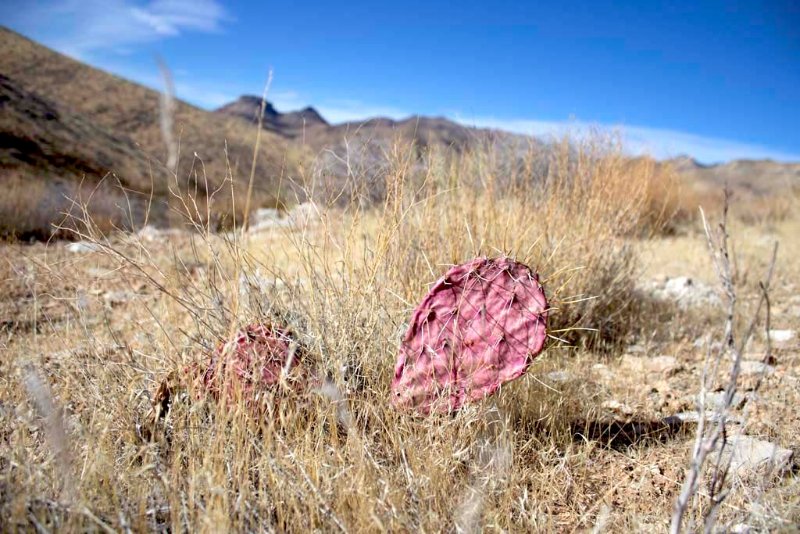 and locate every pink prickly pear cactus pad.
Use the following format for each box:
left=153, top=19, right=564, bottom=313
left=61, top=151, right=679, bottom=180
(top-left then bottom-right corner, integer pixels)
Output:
left=392, top=257, right=548, bottom=414
left=203, top=323, right=307, bottom=403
